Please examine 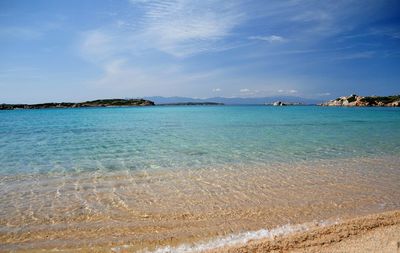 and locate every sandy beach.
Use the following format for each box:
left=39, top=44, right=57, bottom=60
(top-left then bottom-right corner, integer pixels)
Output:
left=1, top=155, right=399, bottom=252
left=210, top=210, right=400, bottom=253
left=4, top=210, right=399, bottom=252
